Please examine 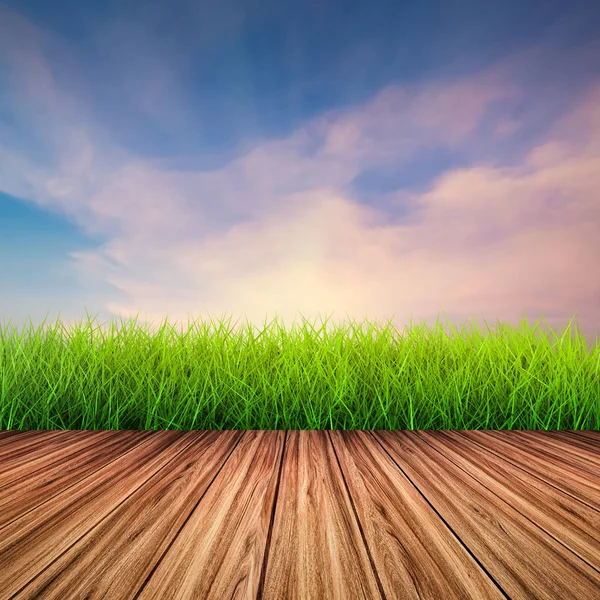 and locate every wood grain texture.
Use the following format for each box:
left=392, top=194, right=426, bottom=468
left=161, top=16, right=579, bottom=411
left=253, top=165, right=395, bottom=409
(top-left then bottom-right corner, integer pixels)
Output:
left=261, top=430, right=382, bottom=600
left=458, top=430, right=600, bottom=510
left=484, top=430, right=600, bottom=476
left=0, top=431, right=69, bottom=466
left=0, top=429, right=598, bottom=600
left=326, top=430, right=505, bottom=599
left=0, top=430, right=197, bottom=596
left=415, top=430, right=600, bottom=569
left=14, top=430, right=244, bottom=600
left=568, top=430, right=600, bottom=444
left=138, top=429, right=285, bottom=600
left=0, top=430, right=153, bottom=528
left=374, top=430, right=600, bottom=600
